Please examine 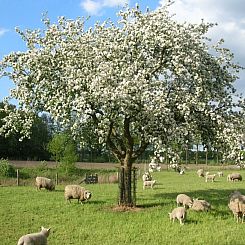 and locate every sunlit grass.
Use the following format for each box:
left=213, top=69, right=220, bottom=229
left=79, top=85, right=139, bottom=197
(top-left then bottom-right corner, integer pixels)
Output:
left=1, top=168, right=245, bottom=244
